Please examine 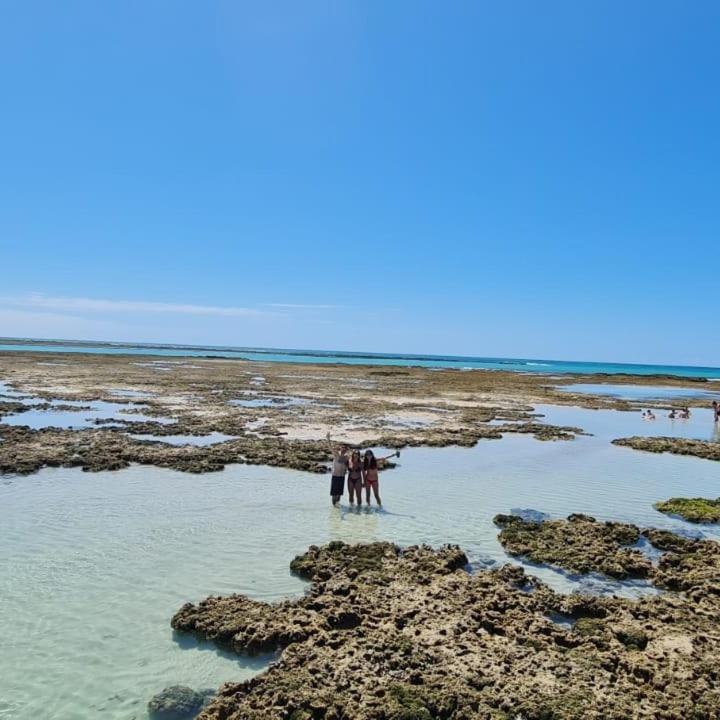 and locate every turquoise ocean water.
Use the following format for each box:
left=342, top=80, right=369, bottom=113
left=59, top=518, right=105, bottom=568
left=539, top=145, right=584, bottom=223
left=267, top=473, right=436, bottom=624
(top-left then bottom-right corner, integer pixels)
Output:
left=1, top=338, right=719, bottom=378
